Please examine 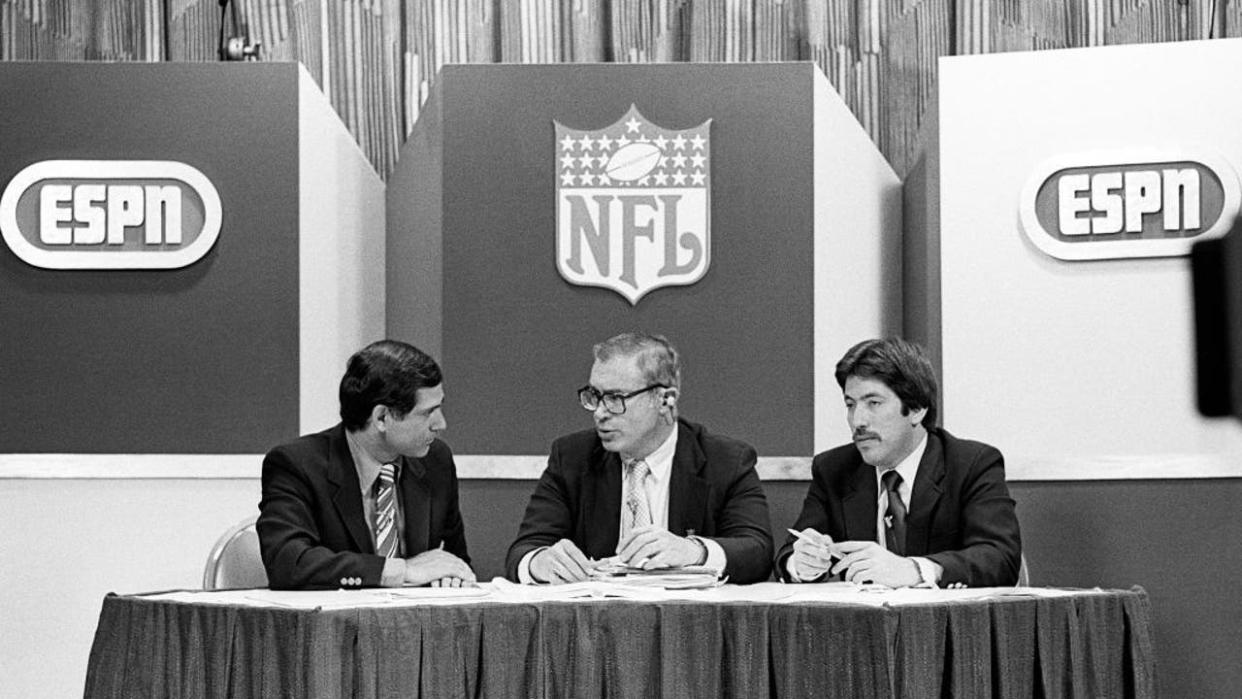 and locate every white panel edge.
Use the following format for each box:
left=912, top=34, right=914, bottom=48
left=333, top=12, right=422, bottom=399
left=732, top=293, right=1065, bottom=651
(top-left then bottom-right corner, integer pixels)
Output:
left=297, top=66, right=387, bottom=436
left=809, top=65, right=902, bottom=454
left=1004, top=453, right=1242, bottom=480
left=4, top=454, right=1237, bottom=481
left=0, top=454, right=264, bottom=479
left=812, top=67, right=831, bottom=456
left=5, top=453, right=1236, bottom=481
left=0, top=454, right=808, bottom=481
